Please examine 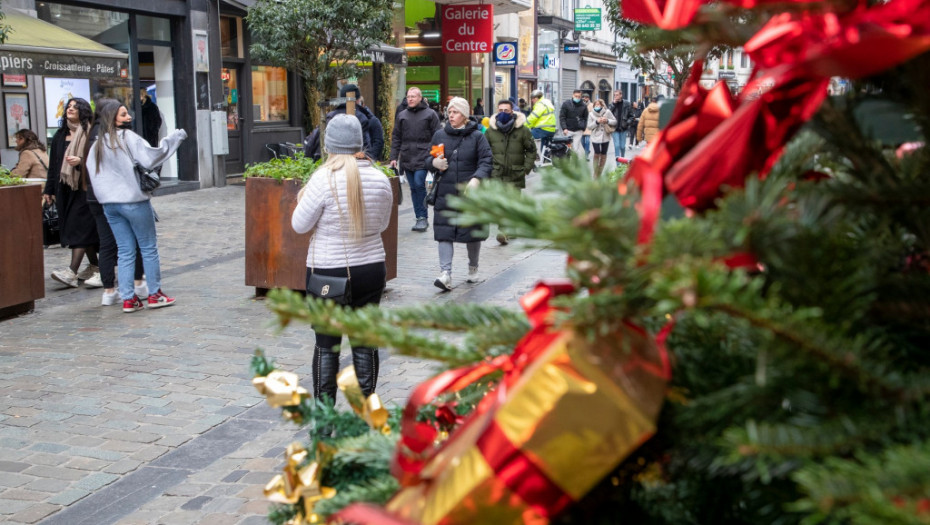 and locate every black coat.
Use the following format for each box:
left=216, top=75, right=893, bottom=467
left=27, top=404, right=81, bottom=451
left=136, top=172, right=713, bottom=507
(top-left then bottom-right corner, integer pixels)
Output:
left=43, top=126, right=98, bottom=248
left=559, top=99, right=588, bottom=132
left=390, top=100, right=440, bottom=172
left=141, top=99, right=162, bottom=147
left=367, top=113, right=385, bottom=161
left=610, top=100, right=633, bottom=131
left=426, top=121, right=492, bottom=243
